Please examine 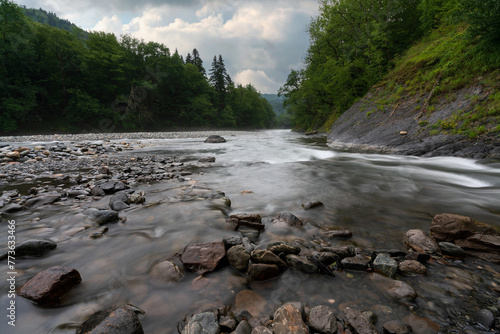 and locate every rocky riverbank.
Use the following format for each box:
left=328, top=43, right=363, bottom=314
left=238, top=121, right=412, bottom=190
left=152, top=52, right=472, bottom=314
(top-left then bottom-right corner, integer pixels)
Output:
left=327, top=85, right=500, bottom=159
left=1, top=132, right=499, bottom=334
